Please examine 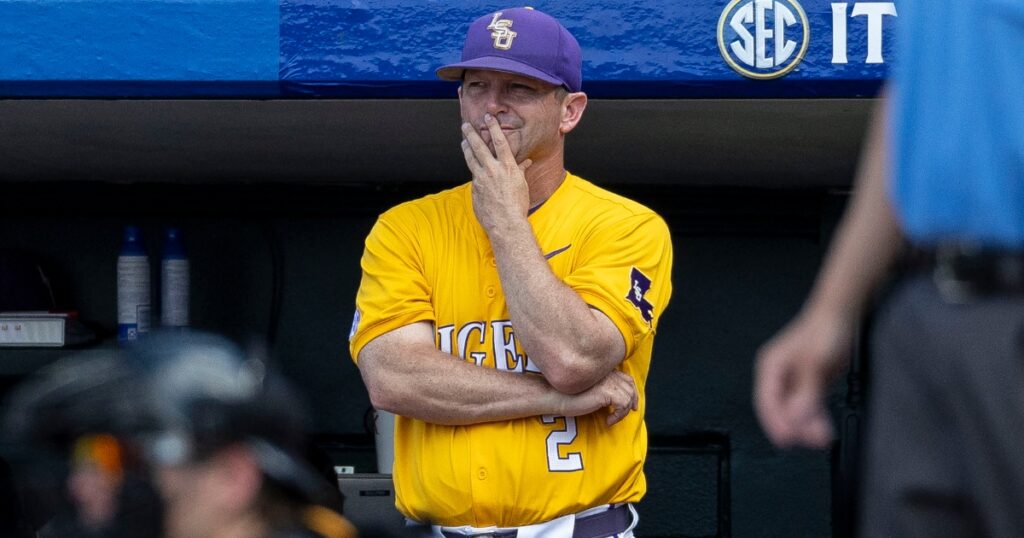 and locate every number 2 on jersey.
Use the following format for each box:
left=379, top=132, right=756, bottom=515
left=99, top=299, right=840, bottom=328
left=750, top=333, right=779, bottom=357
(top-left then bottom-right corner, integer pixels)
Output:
left=541, top=415, right=583, bottom=472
